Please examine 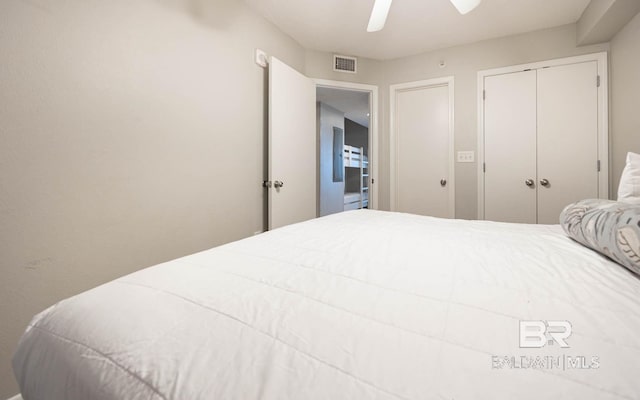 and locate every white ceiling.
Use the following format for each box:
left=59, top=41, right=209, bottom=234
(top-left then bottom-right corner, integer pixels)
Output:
left=244, top=0, right=591, bottom=60
left=317, top=87, right=370, bottom=128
